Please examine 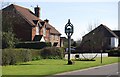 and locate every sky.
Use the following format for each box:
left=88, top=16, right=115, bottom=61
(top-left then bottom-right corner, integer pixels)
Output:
left=1, top=0, right=119, bottom=41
